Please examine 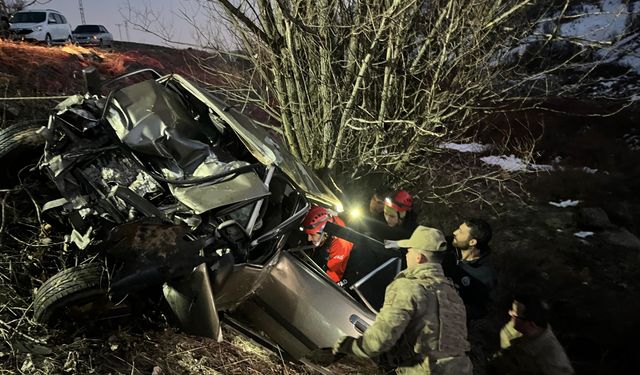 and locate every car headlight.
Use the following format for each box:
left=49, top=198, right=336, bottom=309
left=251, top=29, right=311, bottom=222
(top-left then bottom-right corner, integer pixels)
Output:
left=34, top=26, right=42, bottom=32
left=92, top=35, right=97, bottom=40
